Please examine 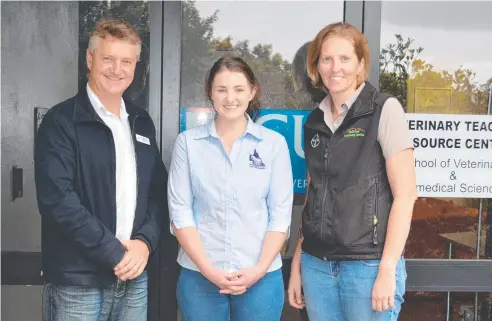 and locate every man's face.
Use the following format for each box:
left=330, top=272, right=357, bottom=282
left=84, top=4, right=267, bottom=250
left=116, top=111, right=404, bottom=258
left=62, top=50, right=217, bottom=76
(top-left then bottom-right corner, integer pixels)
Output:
left=86, top=35, right=139, bottom=97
